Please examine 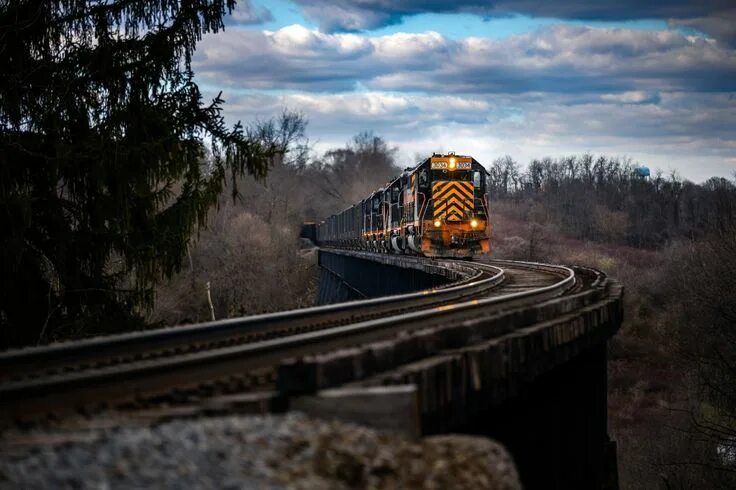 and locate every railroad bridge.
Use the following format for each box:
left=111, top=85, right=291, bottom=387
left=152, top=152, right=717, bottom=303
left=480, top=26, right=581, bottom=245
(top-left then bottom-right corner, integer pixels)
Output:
left=0, top=247, right=623, bottom=489
left=303, top=248, right=623, bottom=489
